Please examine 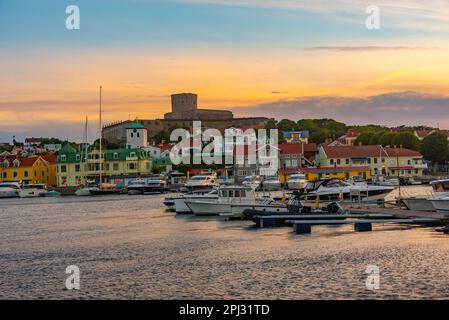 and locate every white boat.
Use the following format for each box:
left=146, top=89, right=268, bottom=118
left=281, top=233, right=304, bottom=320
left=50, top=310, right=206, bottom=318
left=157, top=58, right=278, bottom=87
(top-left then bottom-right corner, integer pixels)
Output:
left=19, top=184, right=48, bottom=198
left=401, top=179, right=449, bottom=211
left=127, top=177, right=167, bottom=195
left=75, top=182, right=98, bottom=196
left=184, top=173, right=218, bottom=191
left=172, top=189, right=219, bottom=213
left=241, top=175, right=262, bottom=190
left=372, top=176, right=400, bottom=187
left=429, top=197, right=449, bottom=212
left=304, top=179, right=394, bottom=202
left=287, top=173, right=307, bottom=190
left=185, top=186, right=270, bottom=216
left=261, top=175, right=282, bottom=191
left=0, top=182, right=21, bottom=198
